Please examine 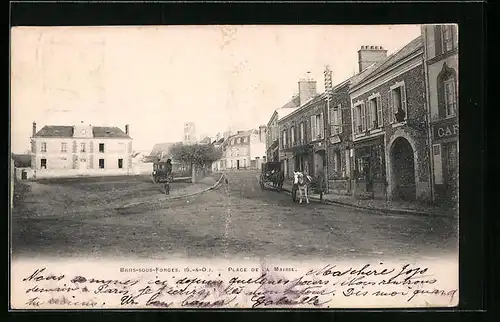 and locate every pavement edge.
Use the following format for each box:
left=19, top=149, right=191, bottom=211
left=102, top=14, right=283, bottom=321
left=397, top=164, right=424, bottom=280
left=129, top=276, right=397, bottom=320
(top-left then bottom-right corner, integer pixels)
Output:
left=278, top=186, right=452, bottom=218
